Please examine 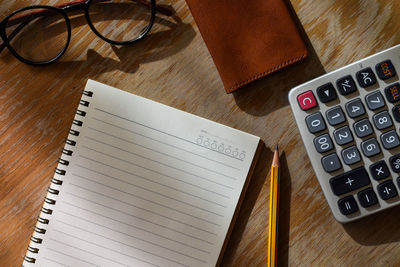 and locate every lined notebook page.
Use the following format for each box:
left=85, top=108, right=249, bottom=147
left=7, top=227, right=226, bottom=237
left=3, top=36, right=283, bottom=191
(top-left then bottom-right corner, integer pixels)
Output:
left=26, top=80, right=260, bottom=267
